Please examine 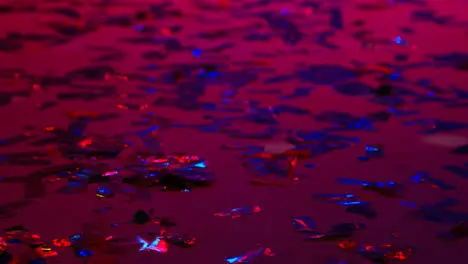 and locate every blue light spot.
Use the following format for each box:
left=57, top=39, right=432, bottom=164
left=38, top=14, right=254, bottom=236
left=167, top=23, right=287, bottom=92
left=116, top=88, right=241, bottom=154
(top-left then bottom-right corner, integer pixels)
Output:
left=389, top=73, right=400, bottom=80
left=76, top=249, right=93, bottom=257
left=193, top=161, right=206, bottom=168
left=225, top=256, right=242, bottom=264
left=206, top=71, right=219, bottom=78
left=358, top=156, right=369, bottom=161
left=395, top=36, right=402, bottom=44
left=192, top=49, right=202, bottom=57
left=70, top=234, right=81, bottom=242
